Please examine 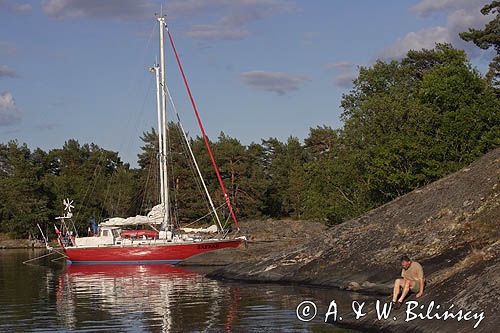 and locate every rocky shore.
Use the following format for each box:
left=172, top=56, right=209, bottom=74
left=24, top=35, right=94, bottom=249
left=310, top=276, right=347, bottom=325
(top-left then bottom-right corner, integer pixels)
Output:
left=0, top=238, right=44, bottom=249
left=181, top=147, right=500, bottom=332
